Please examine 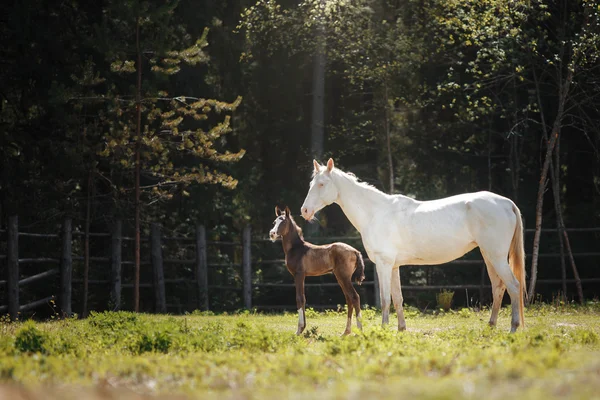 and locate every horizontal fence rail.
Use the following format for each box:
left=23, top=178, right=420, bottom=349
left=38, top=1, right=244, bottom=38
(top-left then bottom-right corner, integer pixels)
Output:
left=1, top=216, right=599, bottom=317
